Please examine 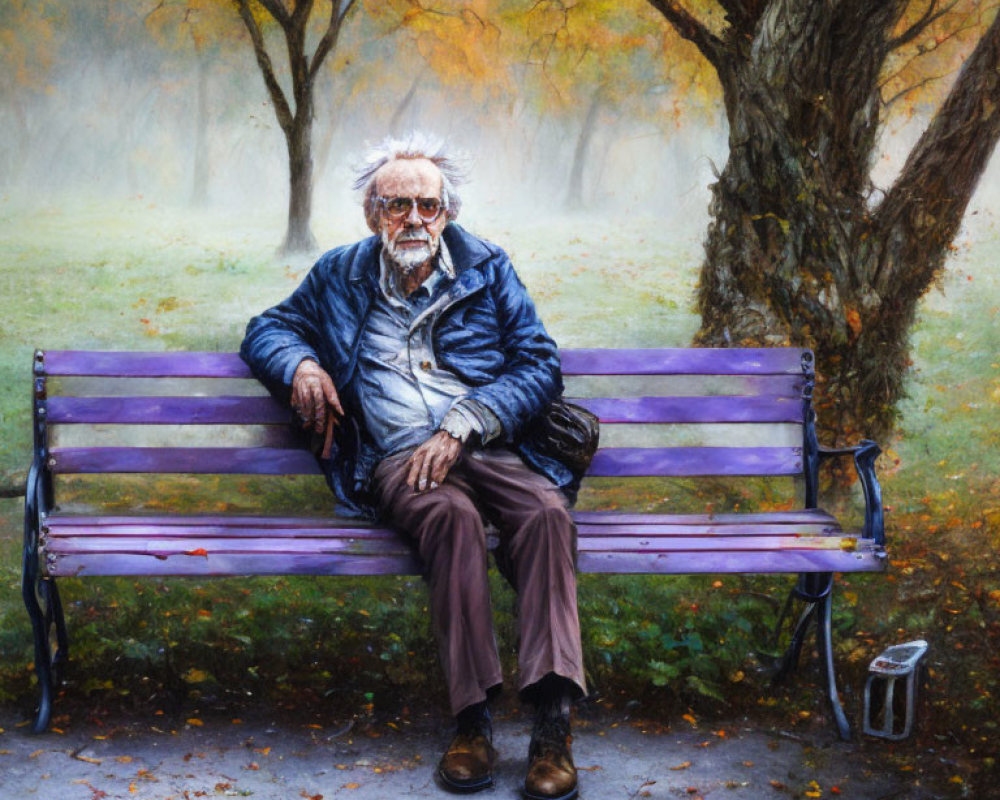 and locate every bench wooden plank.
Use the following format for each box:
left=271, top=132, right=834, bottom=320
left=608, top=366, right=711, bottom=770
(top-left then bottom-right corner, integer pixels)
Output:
left=572, top=510, right=836, bottom=525
left=571, top=396, right=804, bottom=423
left=46, top=547, right=882, bottom=578
left=560, top=348, right=808, bottom=375
left=46, top=553, right=424, bottom=577
left=576, top=550, right=884, bottom=574
left=42, top=348, right=810, bottom=379
left=48, top=394, right=805, bottom=426
left=47, top=447, right=322, bottom=475
left=44, top=534, right=861, bottom=557
left=48, top=445, right=803, bottom=477
left=42, top=351, right=254, bottom=378
left=43, top=523, right=844, bottom=540
left=44, top=510, right=839, bottom=528
left=587, top=446, right=802, bottom=476
left=47, top=396, right=292, bottom=425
